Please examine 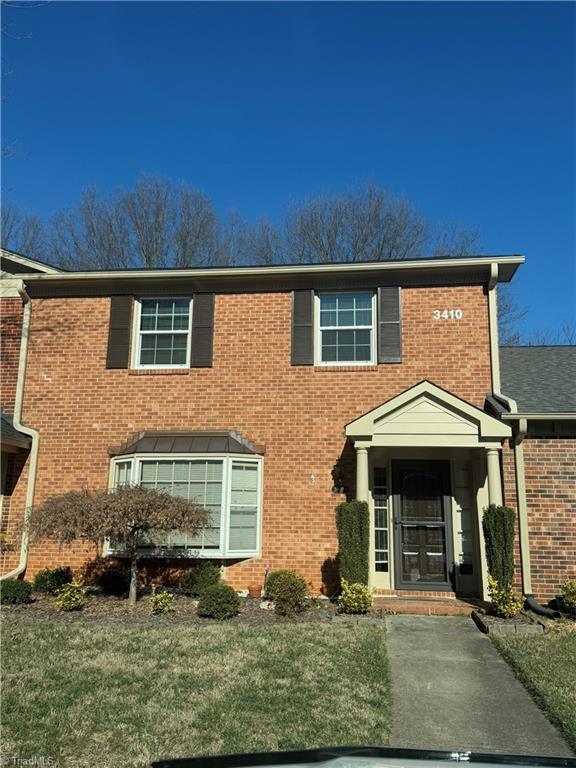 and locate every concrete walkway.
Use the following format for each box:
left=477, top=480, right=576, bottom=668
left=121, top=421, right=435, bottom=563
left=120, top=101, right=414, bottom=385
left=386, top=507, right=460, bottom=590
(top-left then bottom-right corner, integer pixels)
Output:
left=386, top=615, right=574, bottom=757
